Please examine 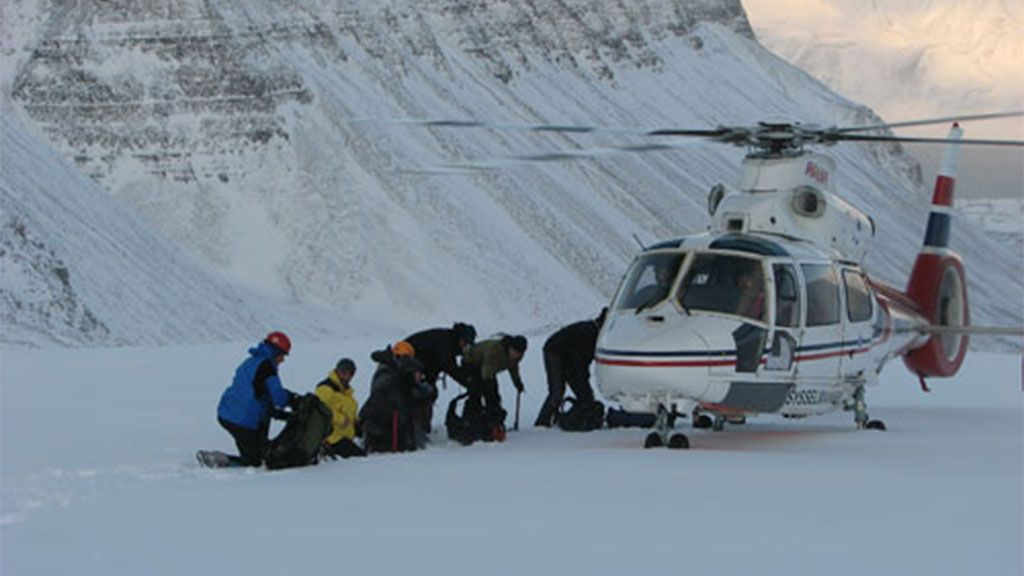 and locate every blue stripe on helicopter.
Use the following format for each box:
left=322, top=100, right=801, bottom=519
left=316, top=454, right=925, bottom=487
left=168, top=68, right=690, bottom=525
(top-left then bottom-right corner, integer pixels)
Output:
left=924, top=212, right=951, bottom=248
left=598, top=337, right=876, bottom=360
